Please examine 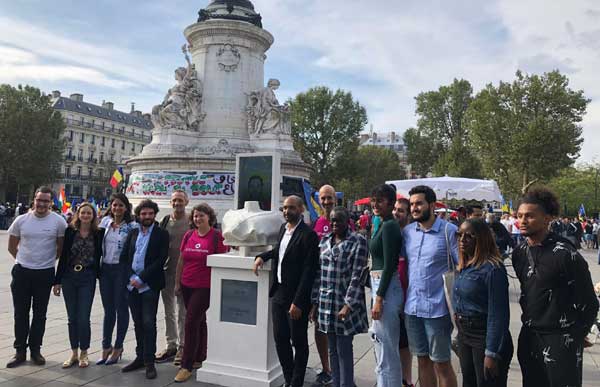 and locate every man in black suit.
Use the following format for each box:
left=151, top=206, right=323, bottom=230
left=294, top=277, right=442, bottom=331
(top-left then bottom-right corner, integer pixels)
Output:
left=120, top=199, right=169, bottom=379
left=253, top=195, right=319, bottom=387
